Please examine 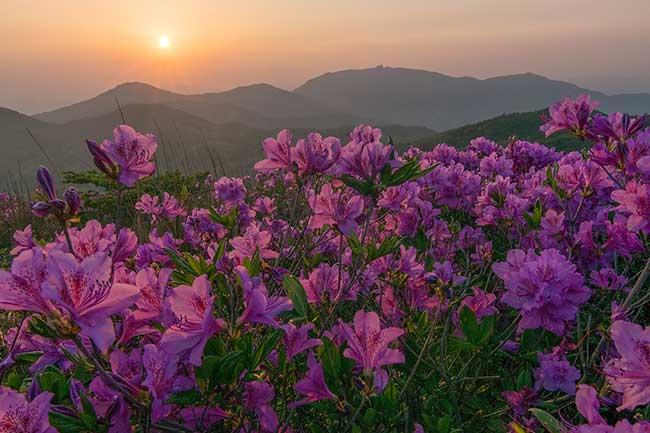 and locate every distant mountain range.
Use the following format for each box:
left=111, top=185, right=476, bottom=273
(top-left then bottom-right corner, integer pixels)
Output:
left=2, top=66, right=649, bottom=187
